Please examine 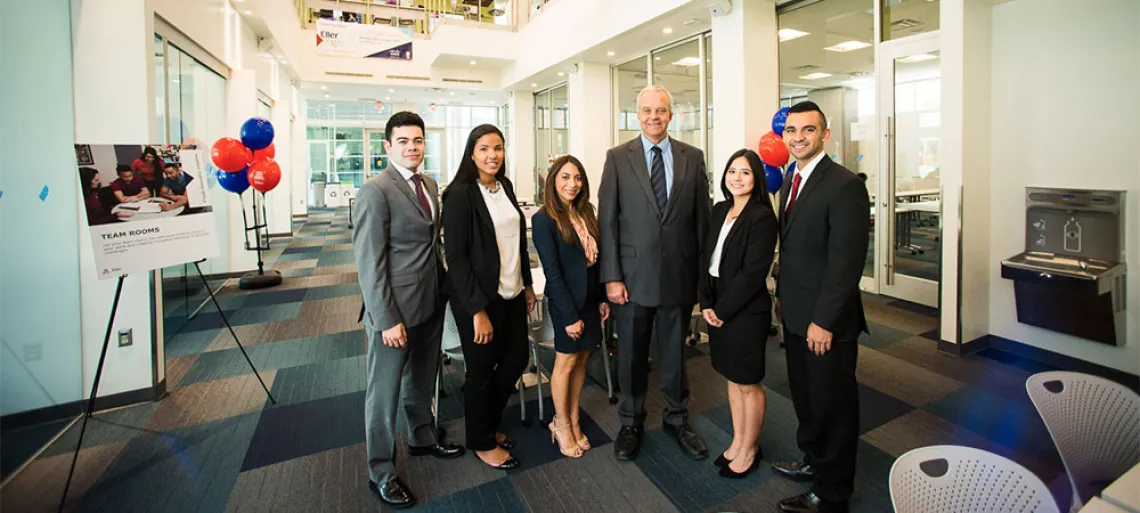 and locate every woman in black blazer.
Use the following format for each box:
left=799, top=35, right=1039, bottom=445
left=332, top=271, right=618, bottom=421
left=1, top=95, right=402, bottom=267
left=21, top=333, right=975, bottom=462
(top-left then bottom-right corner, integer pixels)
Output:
left=442, top=124, right=536, bottom=470
left=531, top=155, right=610, bottom=459
left=699, top=148, right=779, bottom=479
